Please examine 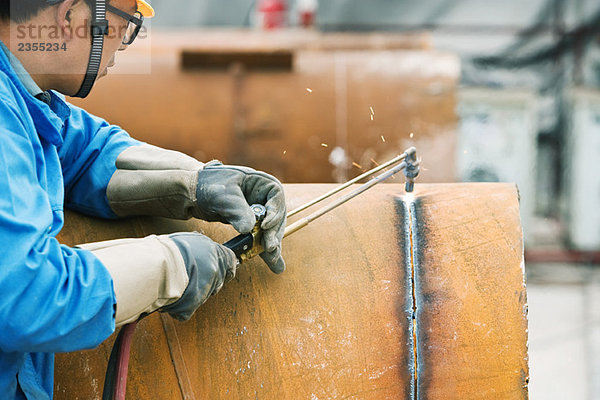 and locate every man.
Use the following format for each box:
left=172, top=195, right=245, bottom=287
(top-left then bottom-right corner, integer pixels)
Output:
left=0, top=0, right=287, bottom=398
